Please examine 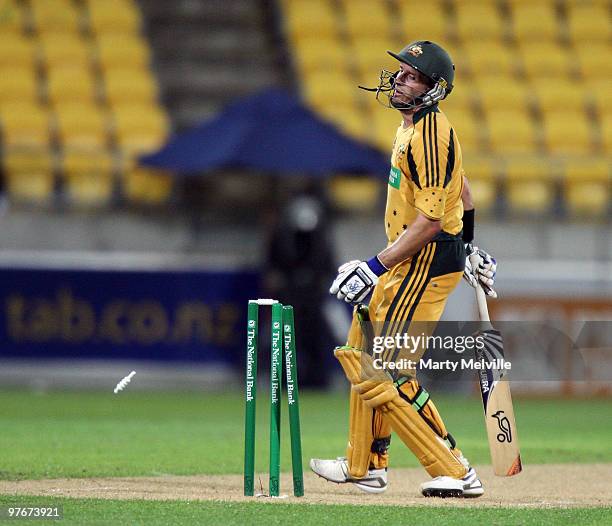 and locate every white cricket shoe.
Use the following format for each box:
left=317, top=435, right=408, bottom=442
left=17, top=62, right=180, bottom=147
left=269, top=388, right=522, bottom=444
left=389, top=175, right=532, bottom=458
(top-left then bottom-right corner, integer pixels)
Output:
left=309, top=457, right=387, bottom=494
left=420, top=467, right=484, bottom=498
